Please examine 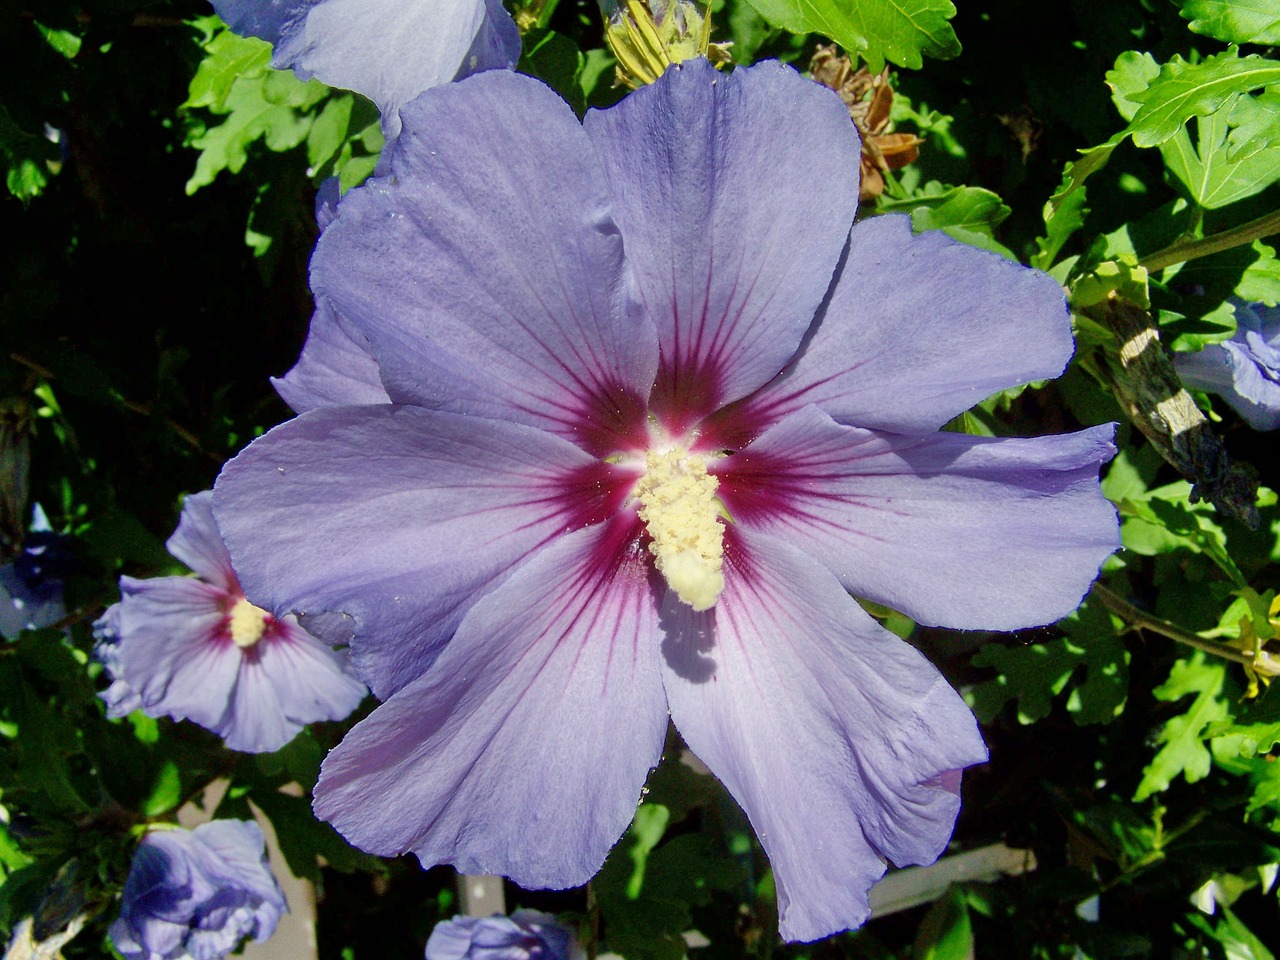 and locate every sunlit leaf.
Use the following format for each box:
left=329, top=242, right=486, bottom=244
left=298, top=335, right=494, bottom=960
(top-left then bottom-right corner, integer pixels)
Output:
left=1135, top=654, right=1230, bottom=801
left=743, top=0, right=960, bottom=72
left=1179, top=0, right=1280, bottom=46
